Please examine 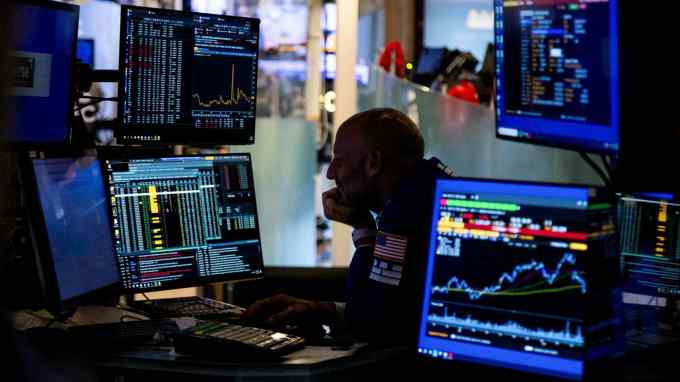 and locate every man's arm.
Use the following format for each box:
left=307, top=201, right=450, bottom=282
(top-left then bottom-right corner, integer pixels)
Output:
left=242, top=188, right=376, bottom=330
left=242, top=294, right=337, bottom=326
